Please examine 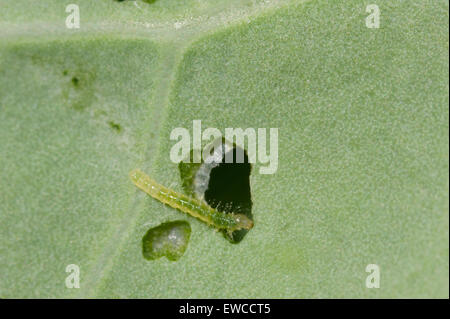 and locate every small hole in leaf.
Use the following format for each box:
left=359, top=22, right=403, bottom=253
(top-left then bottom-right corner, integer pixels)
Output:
left=142, top=220, right=191, bottom=261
